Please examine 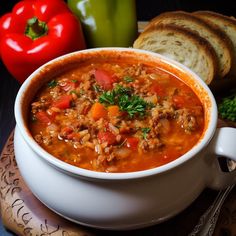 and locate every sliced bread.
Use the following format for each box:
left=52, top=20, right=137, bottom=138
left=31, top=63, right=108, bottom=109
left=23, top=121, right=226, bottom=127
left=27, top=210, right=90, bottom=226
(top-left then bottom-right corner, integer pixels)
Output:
left=143, top=11, right=233, bottom=78
left=193, top=11, right=236, bottom=76
left=133, top=24, right=218, bottom=84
